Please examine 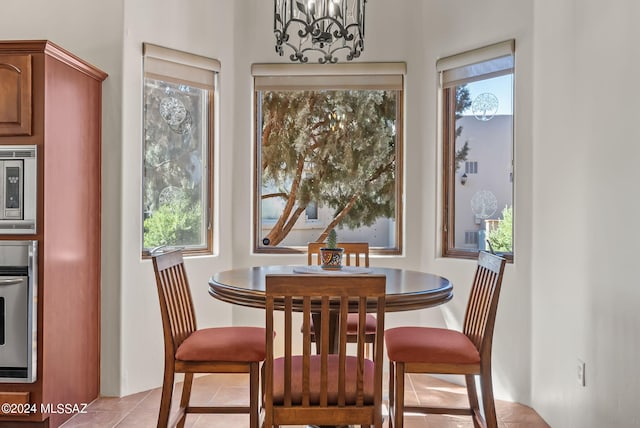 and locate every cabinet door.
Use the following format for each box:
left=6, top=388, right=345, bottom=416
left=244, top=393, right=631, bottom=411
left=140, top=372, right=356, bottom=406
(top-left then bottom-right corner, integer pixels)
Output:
left=0, top=54, right=32, bottom=136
